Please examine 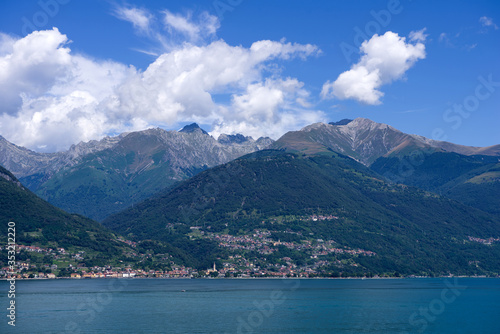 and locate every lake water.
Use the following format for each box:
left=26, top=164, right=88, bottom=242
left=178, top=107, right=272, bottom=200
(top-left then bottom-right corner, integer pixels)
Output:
left=0, top=278, right=499, bottom=333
